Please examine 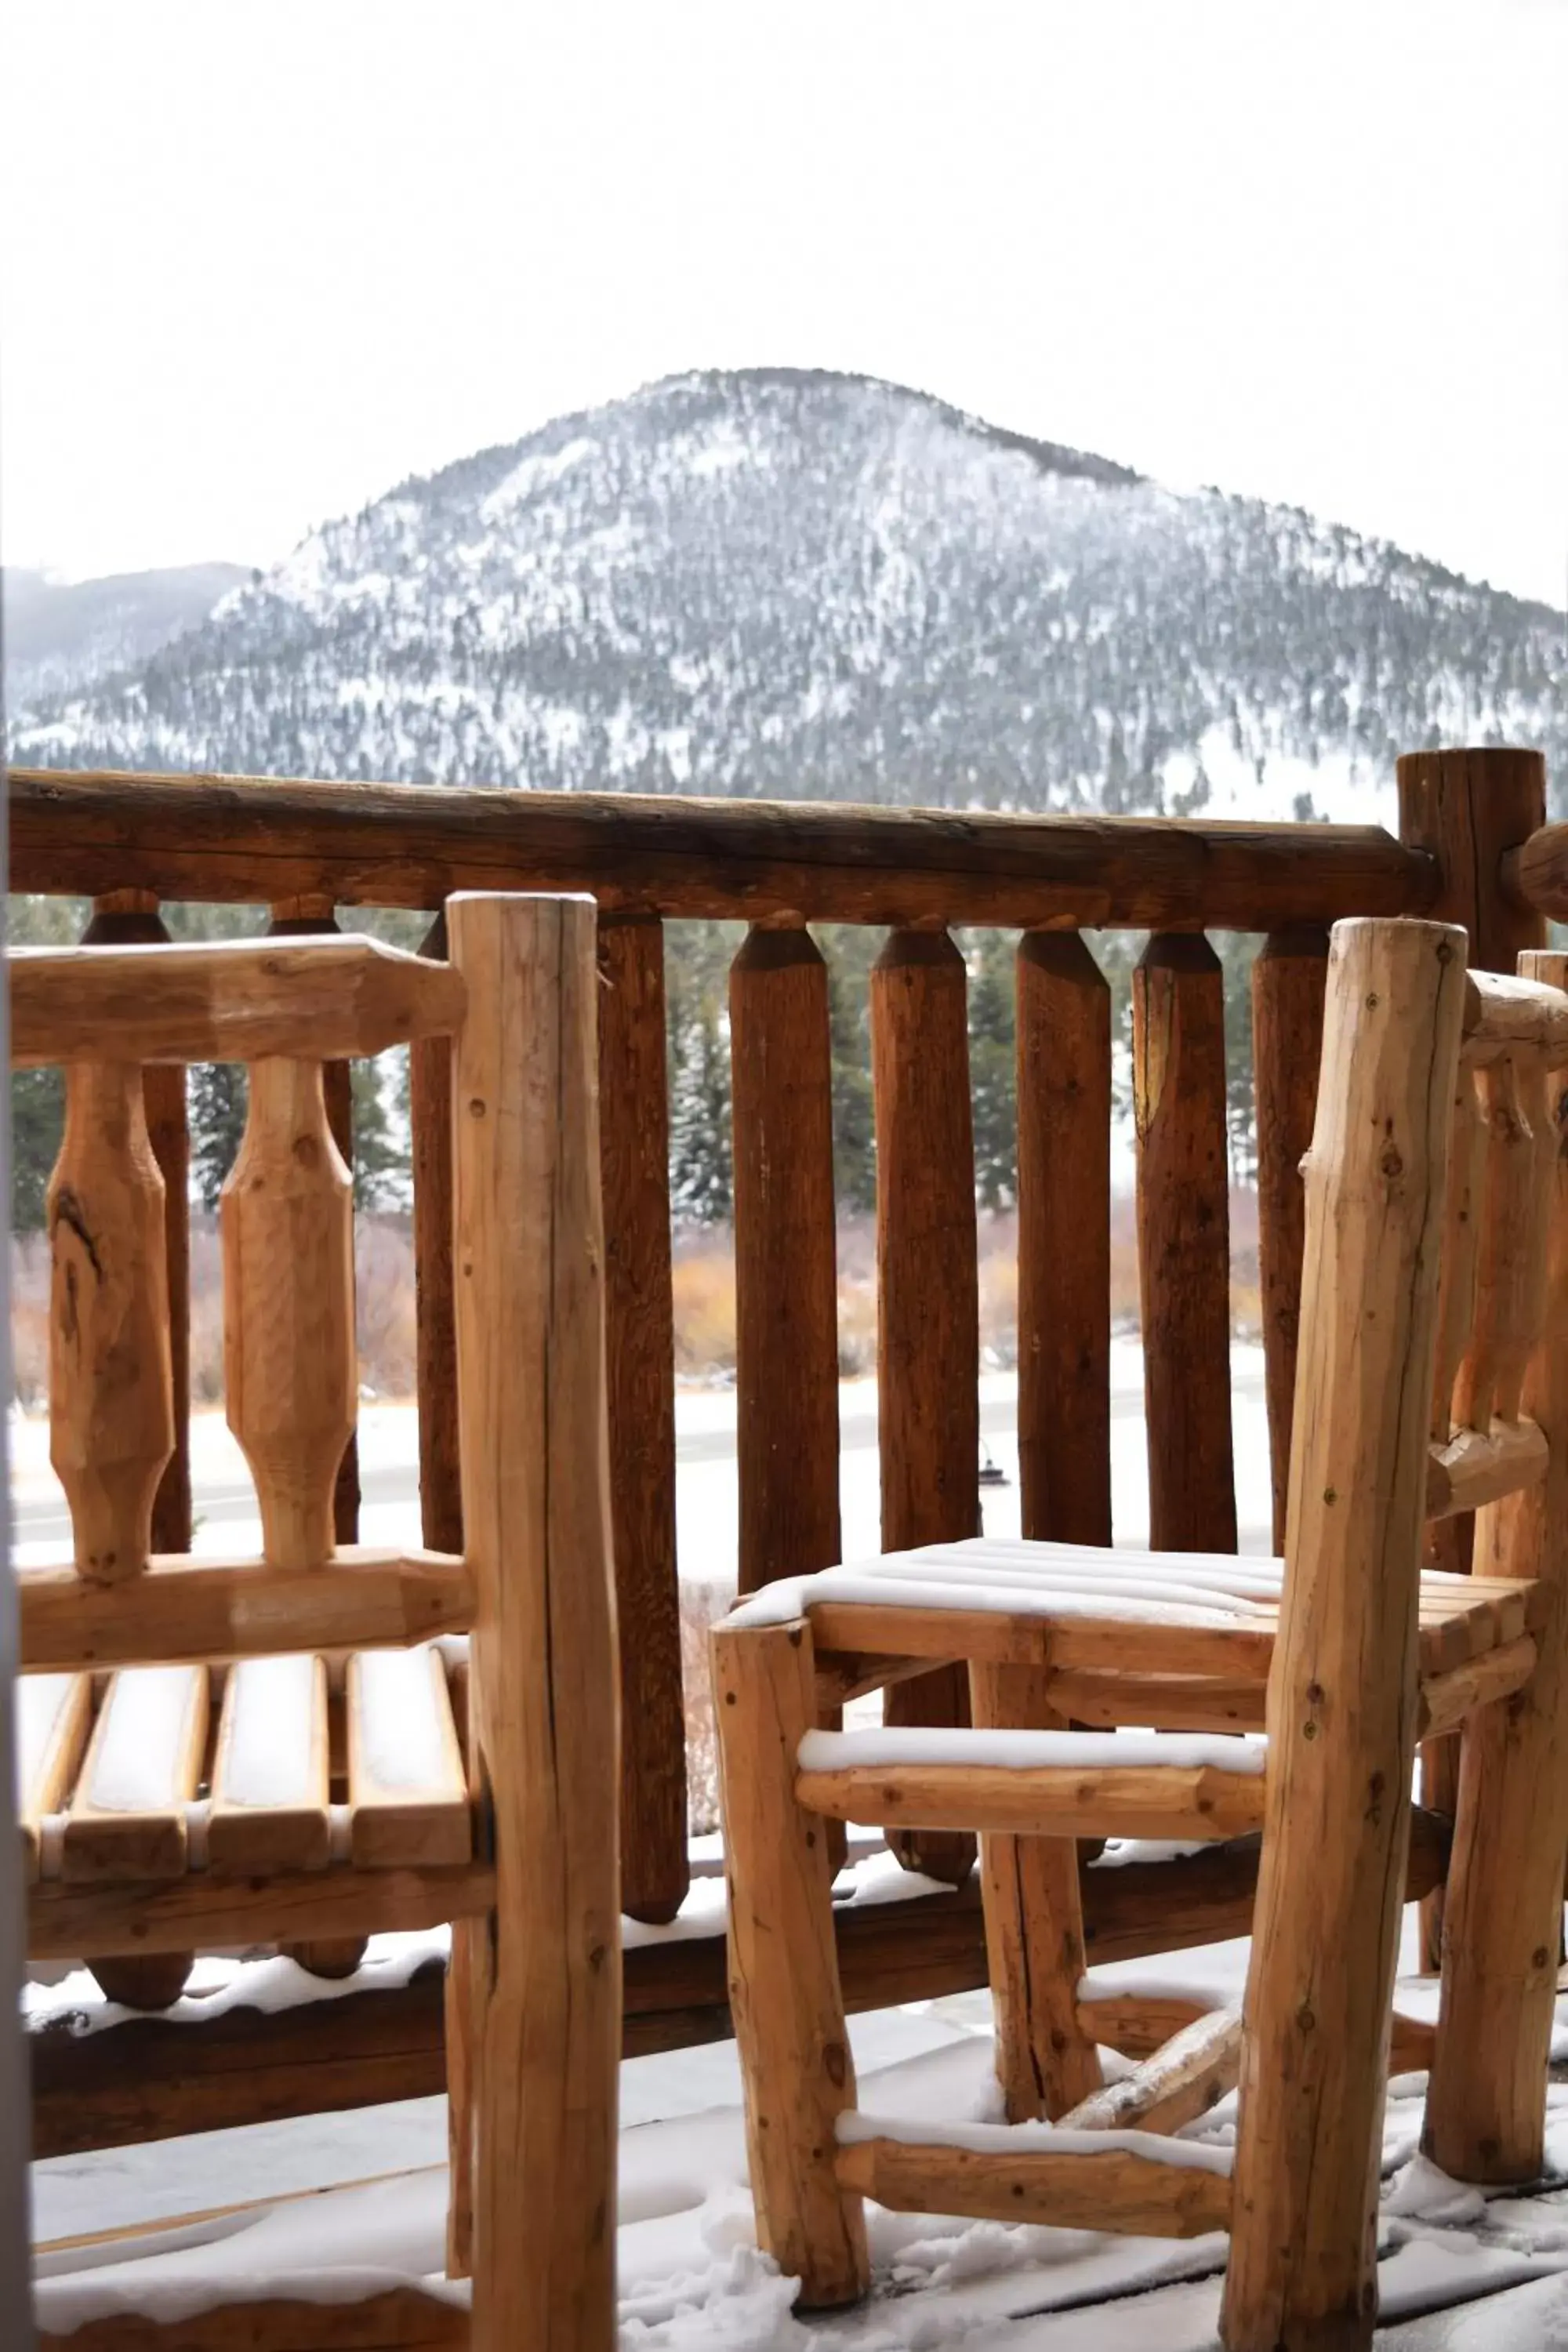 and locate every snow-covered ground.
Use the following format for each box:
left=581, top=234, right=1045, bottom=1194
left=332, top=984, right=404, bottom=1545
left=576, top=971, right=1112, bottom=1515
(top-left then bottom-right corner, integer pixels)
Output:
left=32, top=1343, right=1561, bottom=2344
left=9, top=1336, right=1277, bottom=1581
